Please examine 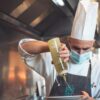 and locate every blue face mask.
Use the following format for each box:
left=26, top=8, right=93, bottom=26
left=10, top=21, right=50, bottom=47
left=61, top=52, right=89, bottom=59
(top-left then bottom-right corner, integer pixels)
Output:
left=70, top=50, right=92, bottom=64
